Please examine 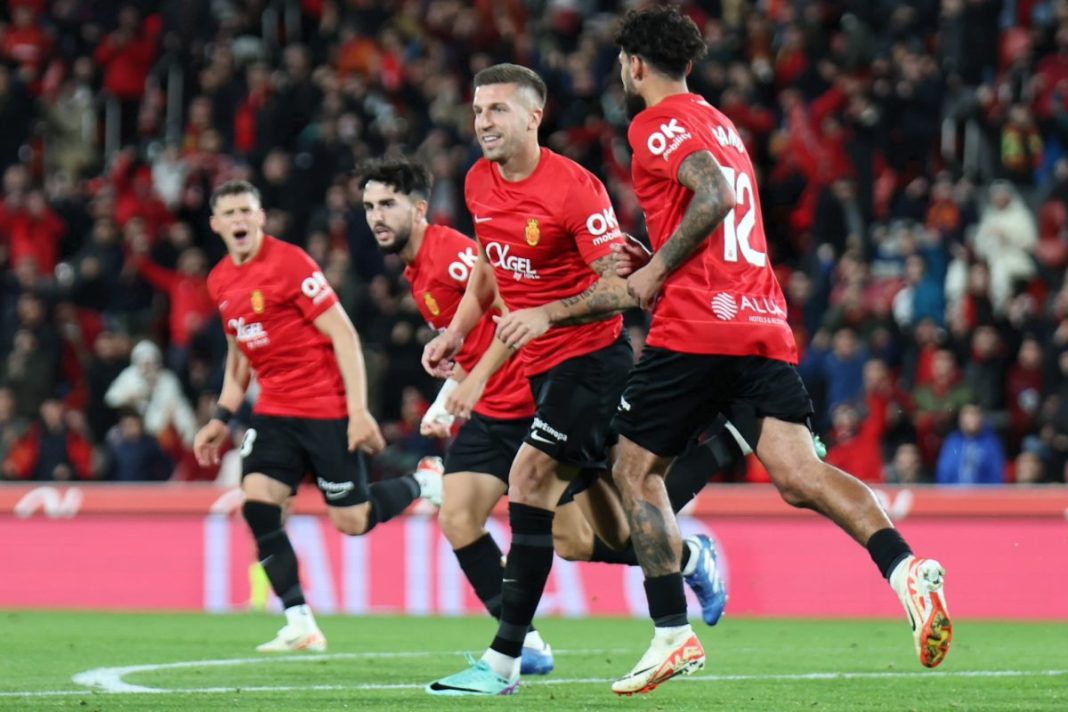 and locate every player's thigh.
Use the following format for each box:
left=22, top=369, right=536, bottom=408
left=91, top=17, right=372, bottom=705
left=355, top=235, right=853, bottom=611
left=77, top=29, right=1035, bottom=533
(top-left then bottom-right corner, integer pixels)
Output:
left=444, top=412, right=529, bottom=485
left=525, top=337, right=632, bottom=471
left=300, top=418, right=371, bottom=508
left=728, top=357, right=814, bottom=451
left=754, top=416, right=822, bottom=484
left=612, top=347, right=720, bottom=459
left=240, top=415, right=305, bottom=504
left=507, top=442, right=575, bottom=507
